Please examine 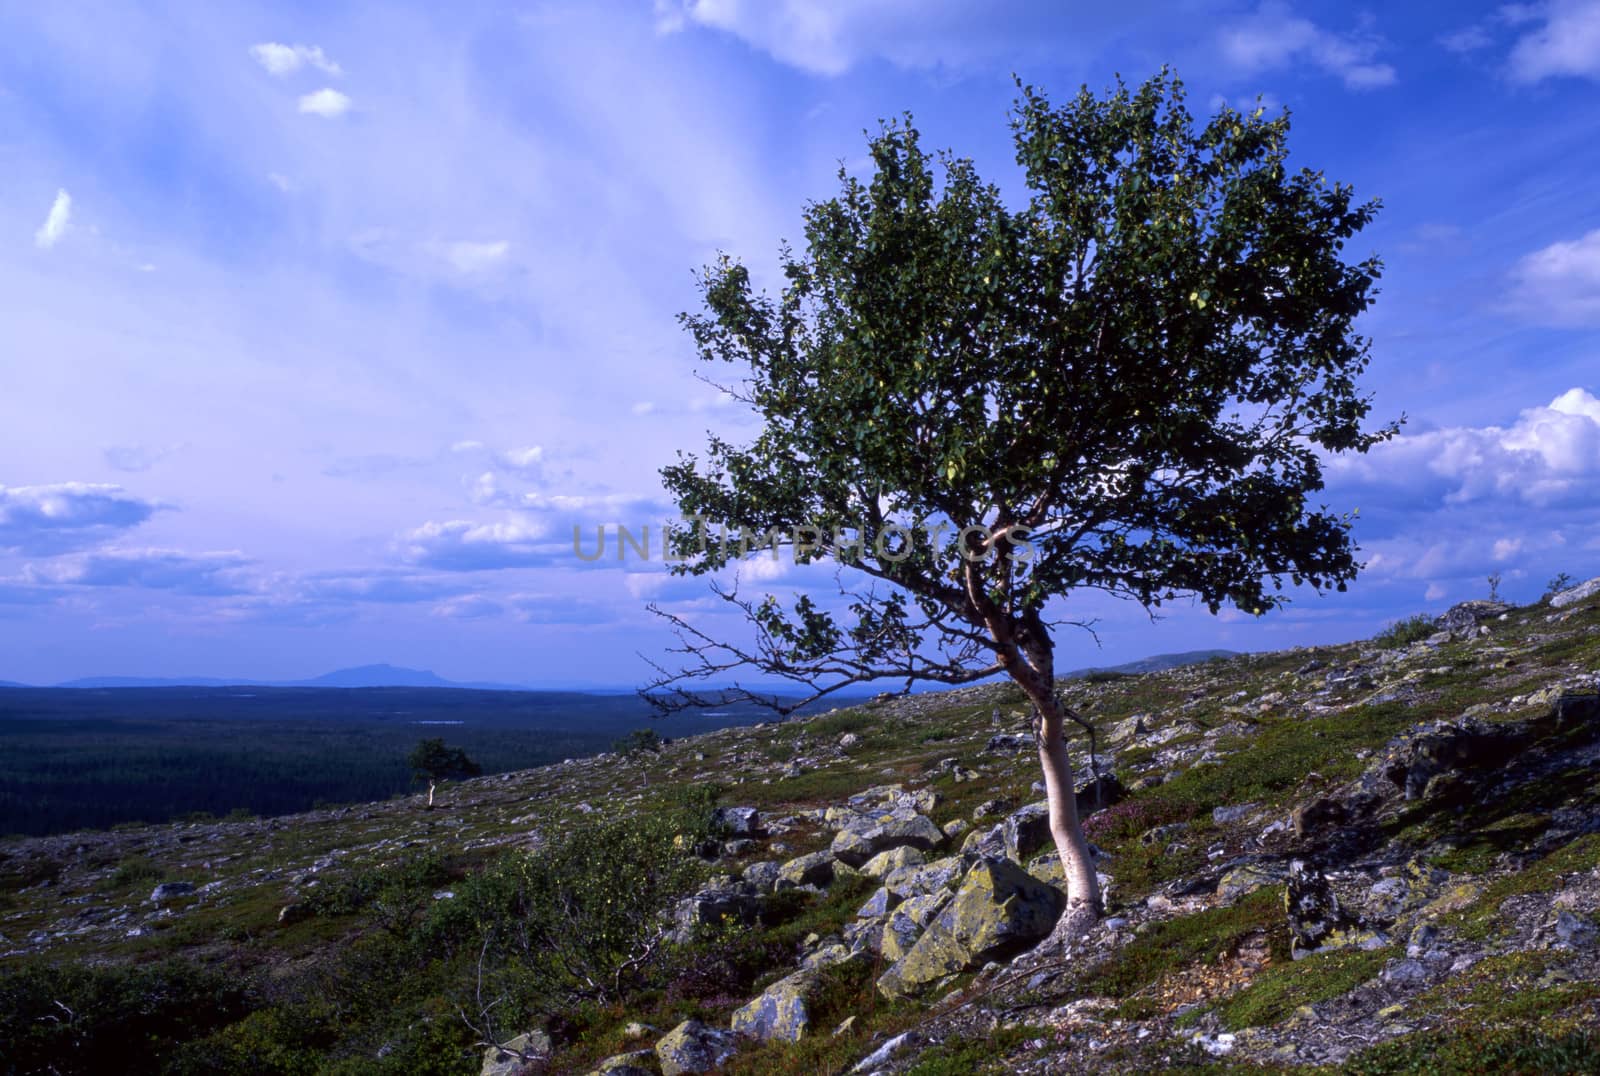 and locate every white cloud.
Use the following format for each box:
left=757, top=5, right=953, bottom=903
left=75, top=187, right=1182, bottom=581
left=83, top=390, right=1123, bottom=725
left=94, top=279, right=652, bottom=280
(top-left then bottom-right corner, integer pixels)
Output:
left=653, top=0, right=1160, bottom=77
left=28, top=548, right=256, bottom=595
left=297, top=88, right=352, bottom=118
left=1492, top=537, right=1524, bottom=560
left=496, top=446, right=545, bottom=480
left=400, top=520, right=561, bottom=571
left=1439, top=25, right=1493, bottom=53
left=1330, top=387, right=1600, bottom=508
left=1508, top=0, right=1600, bottom=81
left=1509, top=228, right=1600, bottom=325
left=1424, top=582, right=1447, bottom=601
left=250, top=42, right=343, bottom=77
left=442, top=239, right=510, bottom=273
left=1219, top=5, right=1396, bottom=89
left=34, top=189, right=72, bottom=249
left=0, top=483, right=161, bottom=554
left=631, top=401, right=657, bottom=416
